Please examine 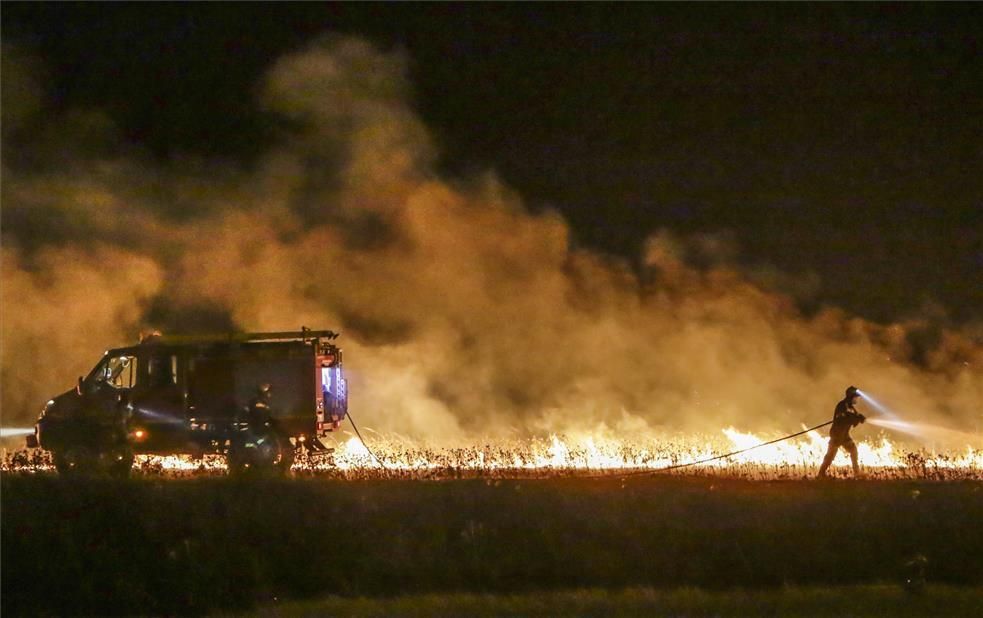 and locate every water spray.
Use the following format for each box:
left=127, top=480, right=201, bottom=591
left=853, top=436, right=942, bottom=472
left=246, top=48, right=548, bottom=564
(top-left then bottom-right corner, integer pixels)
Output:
left=857, top=389, right=980, bottom=448
left=867, top=418, right=982, bottom=447
left=856, top=389, right=902, bottom=421
left=856, top=388, right=930, bottom=440
left=1, top=427, right=36, bottom=439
